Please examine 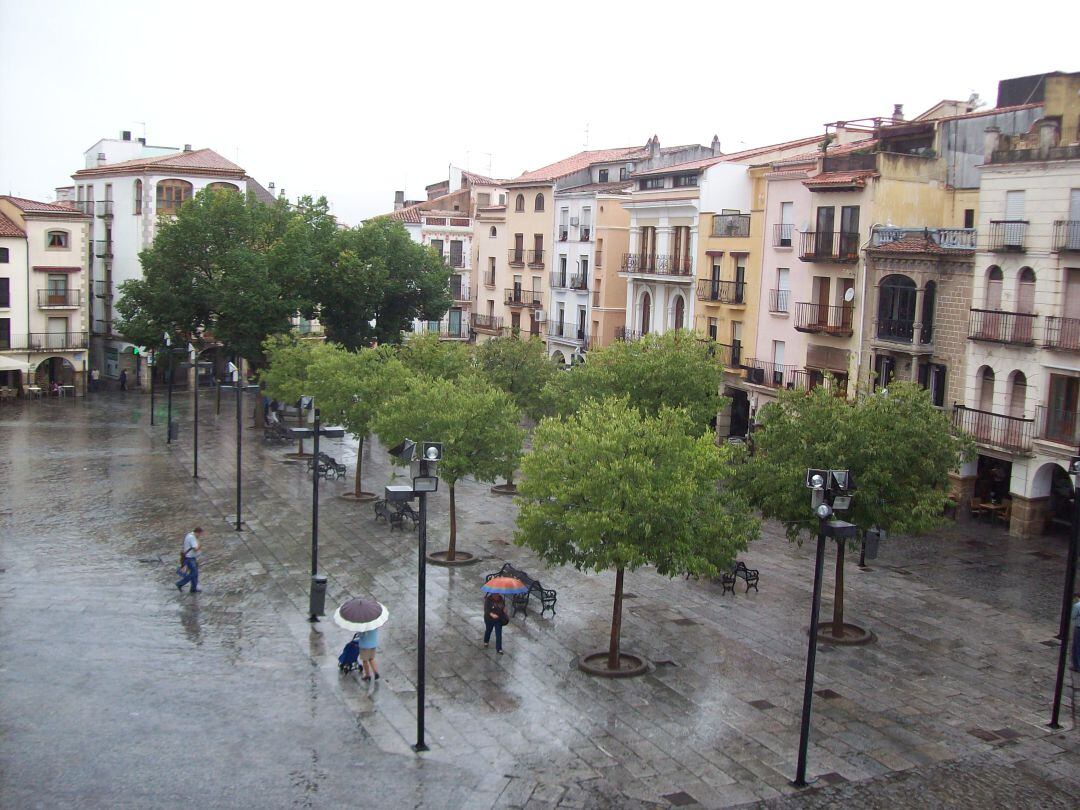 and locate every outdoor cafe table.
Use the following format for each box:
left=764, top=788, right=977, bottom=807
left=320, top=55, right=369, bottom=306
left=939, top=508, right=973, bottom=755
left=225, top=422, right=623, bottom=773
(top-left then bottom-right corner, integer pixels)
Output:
left=25, top=386, right=42, bottom=400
